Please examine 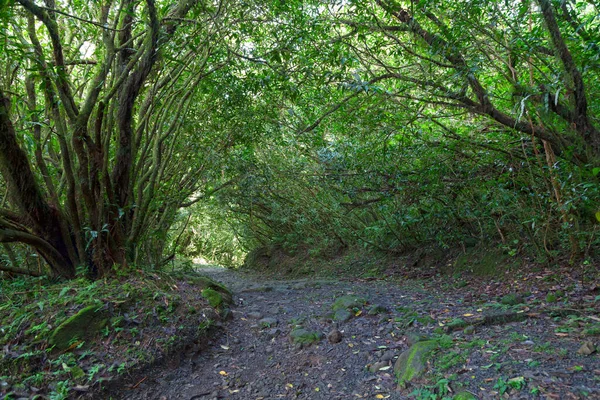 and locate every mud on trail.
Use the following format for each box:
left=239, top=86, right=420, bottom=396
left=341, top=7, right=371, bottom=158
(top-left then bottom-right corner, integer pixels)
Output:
left=117, top=266, right=600, bottom=400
